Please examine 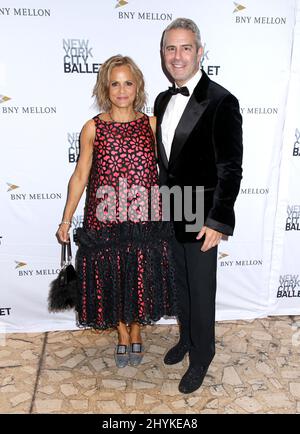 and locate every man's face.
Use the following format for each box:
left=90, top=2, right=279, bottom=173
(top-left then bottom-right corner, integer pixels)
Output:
left=163, top=28, right=203, bottom=86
